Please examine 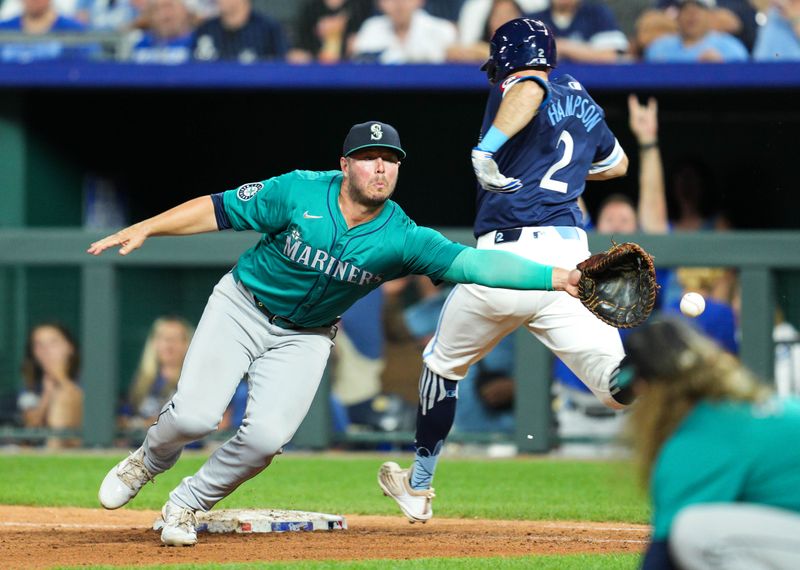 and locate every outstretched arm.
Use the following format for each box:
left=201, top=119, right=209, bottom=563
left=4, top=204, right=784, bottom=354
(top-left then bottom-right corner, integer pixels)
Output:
left=442, top=248, right=580, bottom=297
left=87, top=196, right=218, bottom=256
